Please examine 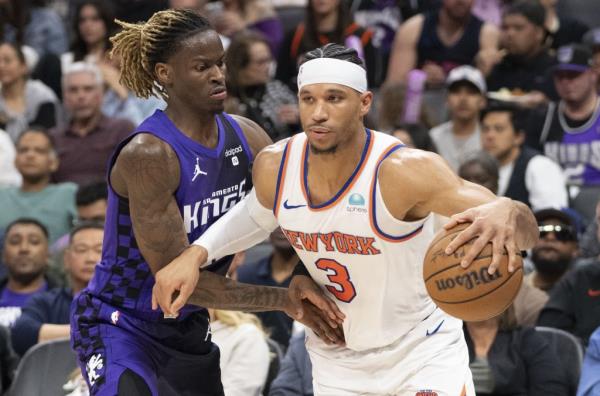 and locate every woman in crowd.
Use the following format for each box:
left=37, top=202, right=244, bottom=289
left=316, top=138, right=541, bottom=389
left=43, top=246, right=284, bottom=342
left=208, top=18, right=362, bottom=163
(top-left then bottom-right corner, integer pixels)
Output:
left=209, top=309, right=270, bottom=396
left=0, top=42, right=59, bottom=142
left=226, top=31, right=299, bottom=142
left=464, top=305, right=569, bottom=395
